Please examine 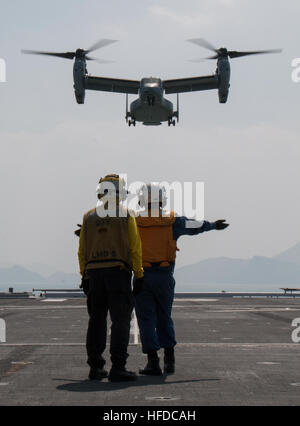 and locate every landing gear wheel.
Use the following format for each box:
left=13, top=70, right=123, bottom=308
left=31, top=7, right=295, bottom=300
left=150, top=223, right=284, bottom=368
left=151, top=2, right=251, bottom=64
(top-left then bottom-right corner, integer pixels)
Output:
left=128, top=119, right=136, bottom=127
